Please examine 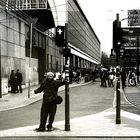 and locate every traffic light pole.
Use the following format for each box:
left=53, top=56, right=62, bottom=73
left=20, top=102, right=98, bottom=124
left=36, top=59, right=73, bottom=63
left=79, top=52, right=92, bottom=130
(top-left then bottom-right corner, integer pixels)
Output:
left=137, top=37, right=139, bottom=83
left=116, top=14, right=121, bottom=124
left=65, top=23, right=70, bottom=131
left=0, top=33, right=1, bottom=98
